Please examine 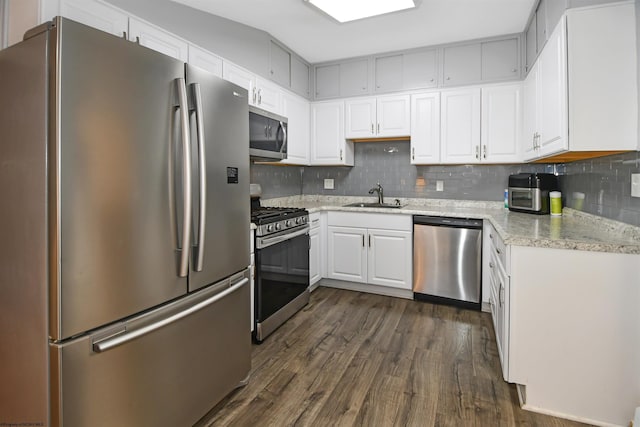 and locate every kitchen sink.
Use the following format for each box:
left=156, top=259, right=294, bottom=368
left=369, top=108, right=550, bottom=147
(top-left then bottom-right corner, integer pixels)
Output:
left=343, top=202, right=403, bottom=209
